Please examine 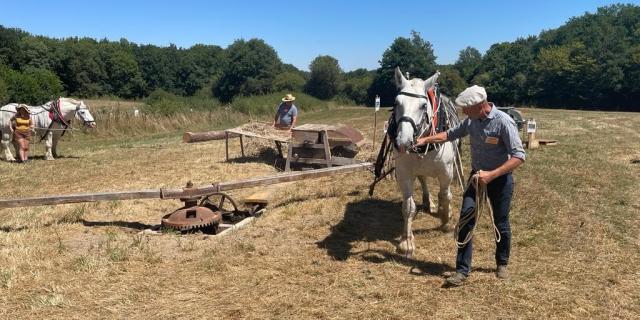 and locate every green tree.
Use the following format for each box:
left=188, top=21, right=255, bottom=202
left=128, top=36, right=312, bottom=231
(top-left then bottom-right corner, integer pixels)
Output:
left=477, top=37, right=536, bottom=105
left=305, top=55, right=343, bottom=99
left=0, top=25, right=29, bottom=67
left=2, top=67, right=63, bottom=104
left=15, top=37, right=54, bottom=71
left=534, top=4, right=640, bottom=109
left=342, top=68, right=374, bottom=105
left=0, top=64, right=9, bottom=104
left=55, top=38, right=108, bottom=97
left=533, top=42, right=597, bottom=107
left=214, top=39, right=282, bottom=102
left=454, top=47, right=482, bottom=83
left=369, top=31, right=437, bottom=106
left=177, top=44, right=226, bottom=96
left=436, top=66, right=467, bottom=97
left=273, top=71, right=305, bottom=92
left=134, top=44, right=180, bottom=95
left=100, top=43, right=146, bottom=98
